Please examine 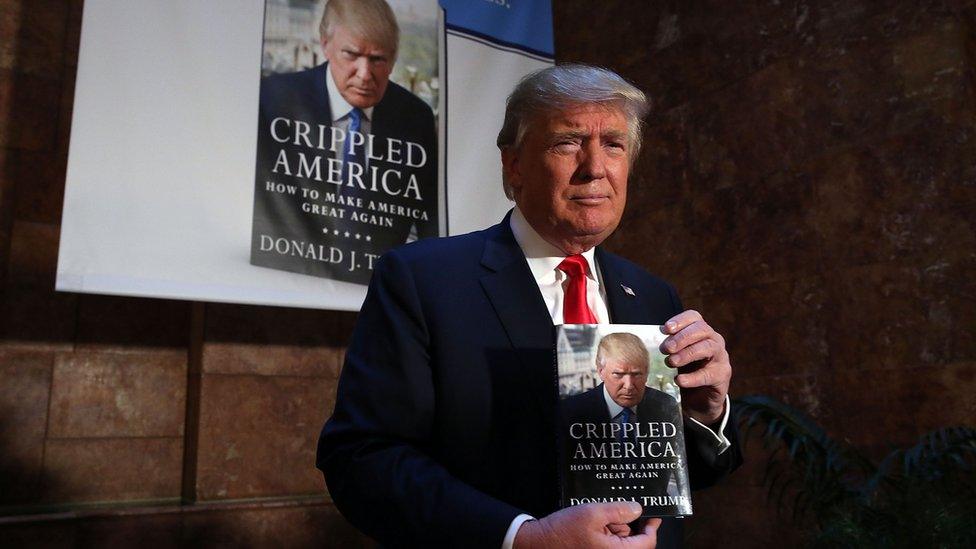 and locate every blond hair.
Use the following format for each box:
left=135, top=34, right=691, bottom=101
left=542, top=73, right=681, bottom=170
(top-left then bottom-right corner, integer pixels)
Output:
left=595, top=332, right=649, bottom=372
left=319, top=0, right=399, bottom=58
